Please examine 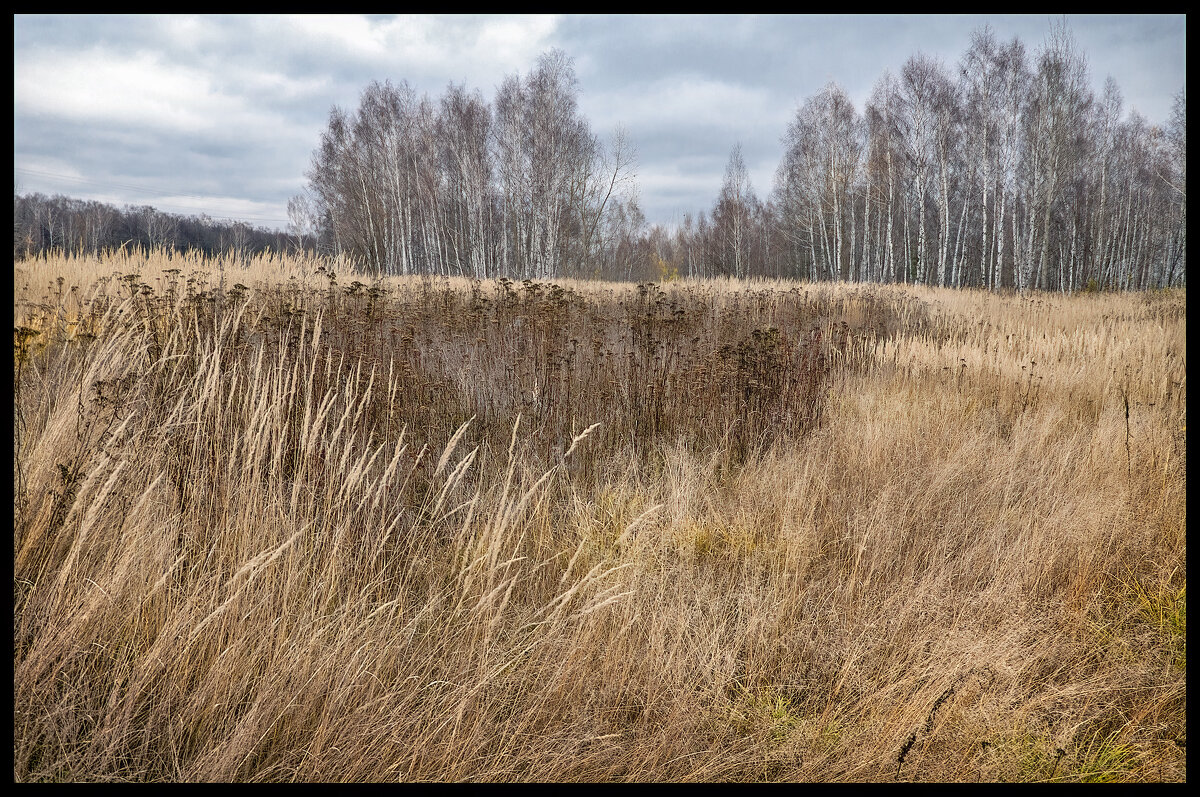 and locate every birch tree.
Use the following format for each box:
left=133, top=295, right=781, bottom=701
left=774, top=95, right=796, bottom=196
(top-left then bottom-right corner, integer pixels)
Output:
left=1021, top=20, right=1093, bottom=291
left=713, top=143, right=758, bottom=278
